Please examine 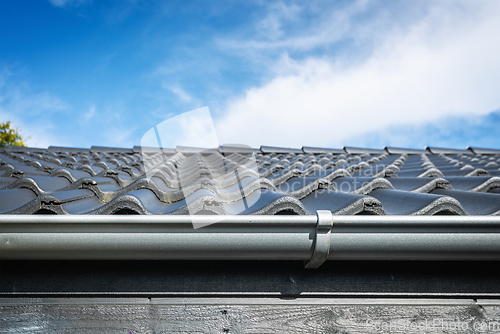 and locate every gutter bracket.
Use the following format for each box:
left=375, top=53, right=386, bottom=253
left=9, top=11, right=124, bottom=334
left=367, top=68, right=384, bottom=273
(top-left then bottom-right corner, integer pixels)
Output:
left=304, top=210, right=333, bottom=269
